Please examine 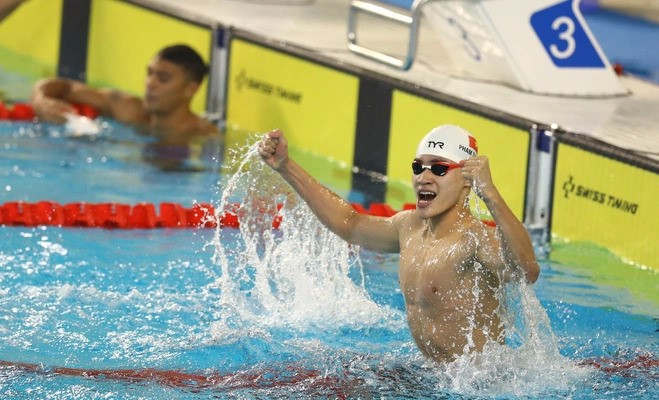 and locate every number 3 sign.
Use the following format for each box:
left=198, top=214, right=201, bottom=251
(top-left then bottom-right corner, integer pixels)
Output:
left=473, top=0, right=625, bottom=95
left=419, top=0, right=624, bottom=95
left=530, top=0, right=605, bottom=68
